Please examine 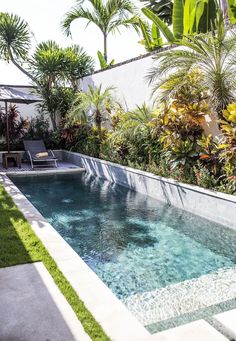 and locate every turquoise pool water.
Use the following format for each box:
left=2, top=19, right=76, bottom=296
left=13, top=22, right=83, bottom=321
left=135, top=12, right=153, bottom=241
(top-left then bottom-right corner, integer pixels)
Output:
left=11, top=173, right=236, bottom=332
